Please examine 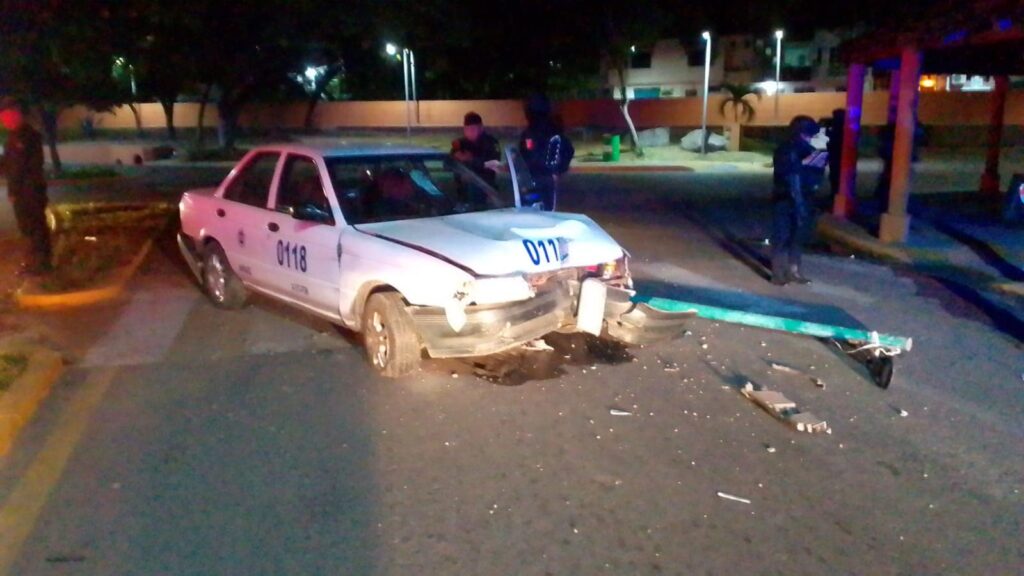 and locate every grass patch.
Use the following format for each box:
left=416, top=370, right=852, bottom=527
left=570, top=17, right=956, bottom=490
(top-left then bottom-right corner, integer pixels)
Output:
left=36, top=202, right=176, bottom=293
left=0, top=353, right=28, bottom=392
